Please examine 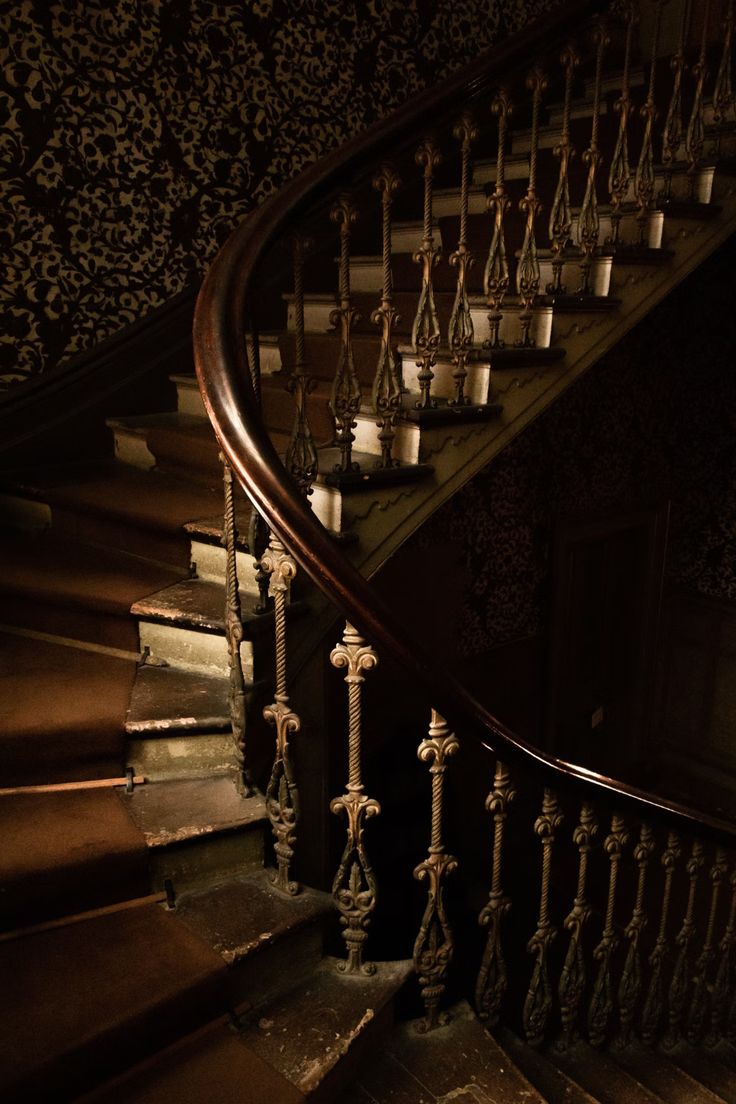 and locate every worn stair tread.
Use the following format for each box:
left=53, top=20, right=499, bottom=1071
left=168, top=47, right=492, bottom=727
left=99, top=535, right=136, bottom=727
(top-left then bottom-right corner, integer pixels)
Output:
left=500, top=1027, right=599, bottom=1104
left=667, top=1043, right=736, bottom=1103
left=0, top=629, right=135, bottom=786
left=613, top=1041, right=729, bottom=1104
left=184, top=510, right=253, bottom=550
left=77, top=1018, right=306, bottom=1103
left=175, top=868, right=332, bottom=967
left=119, top=776, right=267, bottom=848
left=550, top=1040, right=664, bottom=1104
left=0, top=902, right=228, bottom=1103
left=0, top=786, right=149, bottom=932
left=125, top=666, right=232, bottom=735
left=131, top=576, right=279, bottom=635
left=237, top=956, right=412, bottom=1097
